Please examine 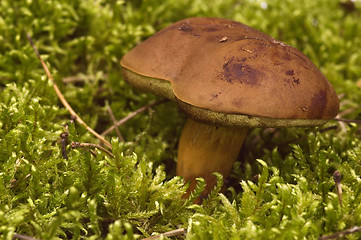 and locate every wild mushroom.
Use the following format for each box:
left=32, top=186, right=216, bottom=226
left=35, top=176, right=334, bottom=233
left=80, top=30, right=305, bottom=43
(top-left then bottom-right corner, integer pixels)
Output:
left=120, top=17, right=339, bottom=198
